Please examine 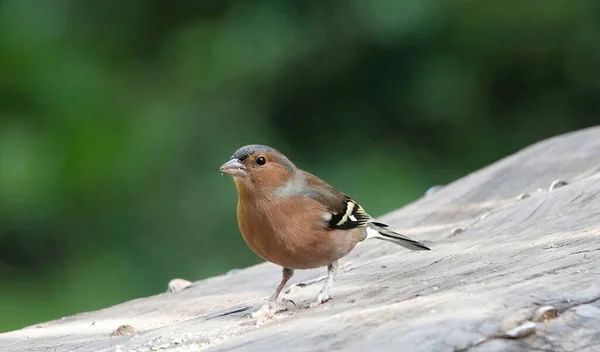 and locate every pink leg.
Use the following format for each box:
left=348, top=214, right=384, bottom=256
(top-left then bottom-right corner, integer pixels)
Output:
left=311, top=261, right=338, bottom=307
left=252, top=267, right=294, bottom=323
left=268, top=267, right=294, bottom=302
